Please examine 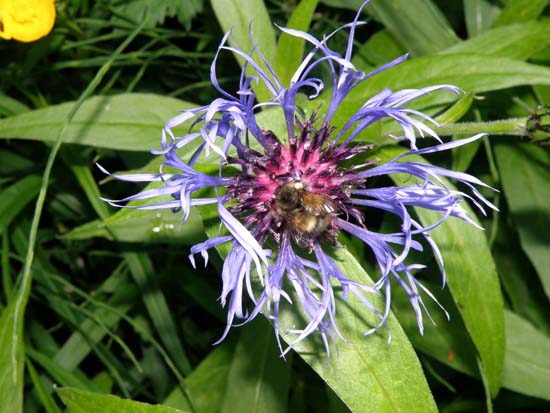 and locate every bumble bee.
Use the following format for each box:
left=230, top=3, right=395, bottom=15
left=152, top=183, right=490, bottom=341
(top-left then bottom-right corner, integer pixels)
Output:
left=274, top=181, right=337, bottom=245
